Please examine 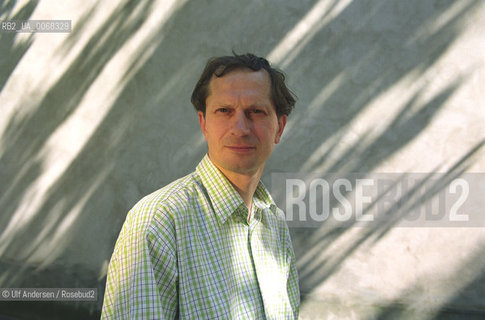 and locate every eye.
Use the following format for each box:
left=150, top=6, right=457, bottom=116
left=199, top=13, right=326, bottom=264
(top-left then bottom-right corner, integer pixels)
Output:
left=251, top=109, right=266, bottom=115
left=216, top=107, right=229, bottom=113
